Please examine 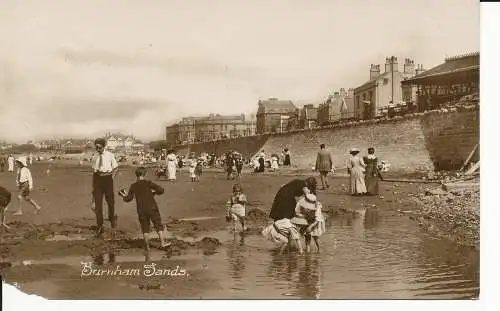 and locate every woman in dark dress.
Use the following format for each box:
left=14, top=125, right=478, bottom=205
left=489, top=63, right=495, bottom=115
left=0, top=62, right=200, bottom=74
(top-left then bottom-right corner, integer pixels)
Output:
left=269, top=177, right=317, bottom=221
left=363, top=147, right=383, bottom=195
left=283, top=148, right=291, bottom=166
